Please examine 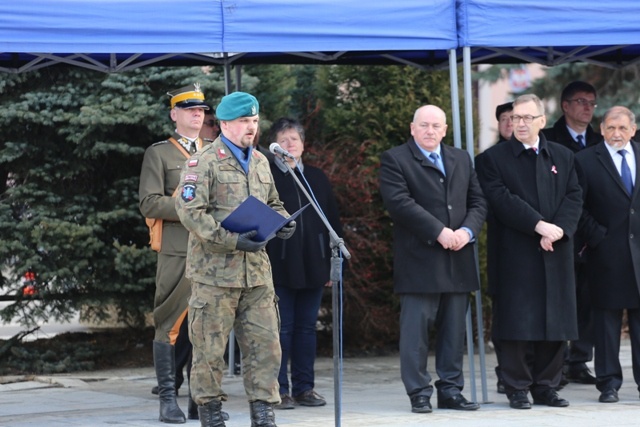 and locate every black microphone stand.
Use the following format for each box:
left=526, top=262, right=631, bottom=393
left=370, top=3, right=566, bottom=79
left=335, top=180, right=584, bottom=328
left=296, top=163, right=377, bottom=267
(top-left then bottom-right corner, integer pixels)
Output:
left=276, top=154, right=350, bottom=427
